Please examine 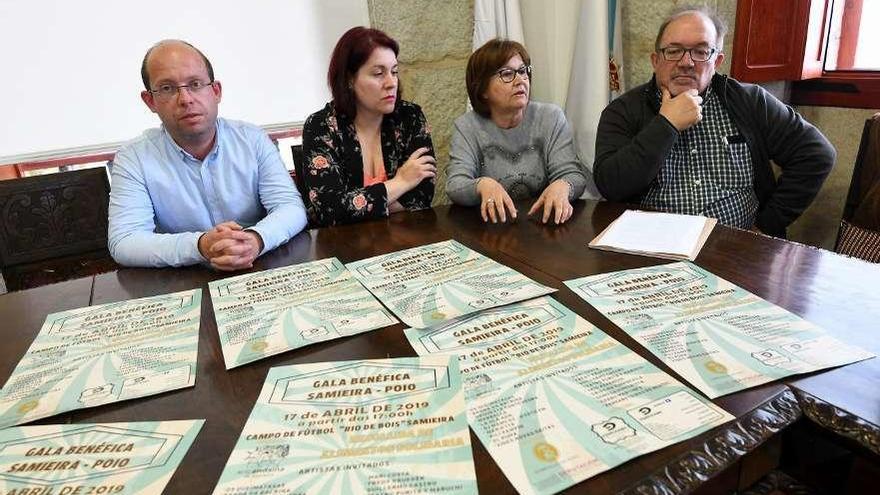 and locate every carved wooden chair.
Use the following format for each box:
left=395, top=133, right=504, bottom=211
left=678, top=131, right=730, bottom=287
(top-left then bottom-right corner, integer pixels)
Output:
left=0, top=167, right=118, bottom=292
left=835, top=113, right=880, bottom=263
